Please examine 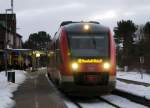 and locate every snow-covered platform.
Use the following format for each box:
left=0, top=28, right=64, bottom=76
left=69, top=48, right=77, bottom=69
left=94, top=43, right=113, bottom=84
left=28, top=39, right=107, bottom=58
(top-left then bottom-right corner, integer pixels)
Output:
left=0, top=70, right=26, bottom=108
